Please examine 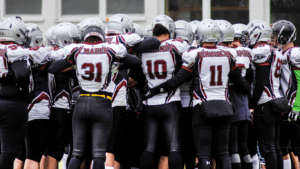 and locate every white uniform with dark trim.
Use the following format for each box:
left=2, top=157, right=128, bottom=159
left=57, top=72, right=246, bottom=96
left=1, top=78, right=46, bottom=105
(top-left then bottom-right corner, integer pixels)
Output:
left=105, top=33, right=142, bottom=107
left=141, top=39, right=190, bottom=105
left=65, top=42, right=127, bottom=92
left=279, top=47, right=300, bottom=107
left=251, top=44, right=284, bottom=105
left=182, top=46, right=237, bottom=107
